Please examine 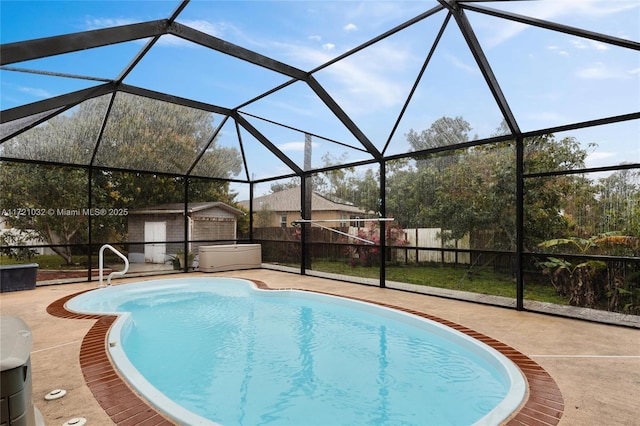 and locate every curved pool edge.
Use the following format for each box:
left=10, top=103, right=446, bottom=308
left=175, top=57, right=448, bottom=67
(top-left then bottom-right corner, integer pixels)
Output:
left=108, top=312, right=219, bottom=426
left=256, top=286, right=528, bottom=426
left=48, top=279, right=564, bottom=426
left=298, top=288, right=563, bottom=425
